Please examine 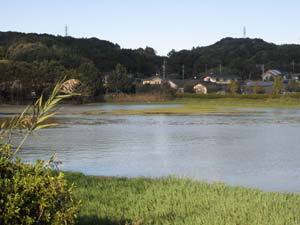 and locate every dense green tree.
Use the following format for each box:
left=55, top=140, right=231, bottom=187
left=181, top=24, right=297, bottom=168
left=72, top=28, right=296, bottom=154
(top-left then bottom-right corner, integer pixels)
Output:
left=77, top=62, right=103, bottom=97
left=228, top=80, right=240, bottom=94
left=2, top=31, right=300, bottom=101
left=287, top=79, right=300, bottom=92
left=252, top=83, right=265, bottom=94
left=272, top=77, right=283, bottom=95
left=106, top=64, right=134, bottom=93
